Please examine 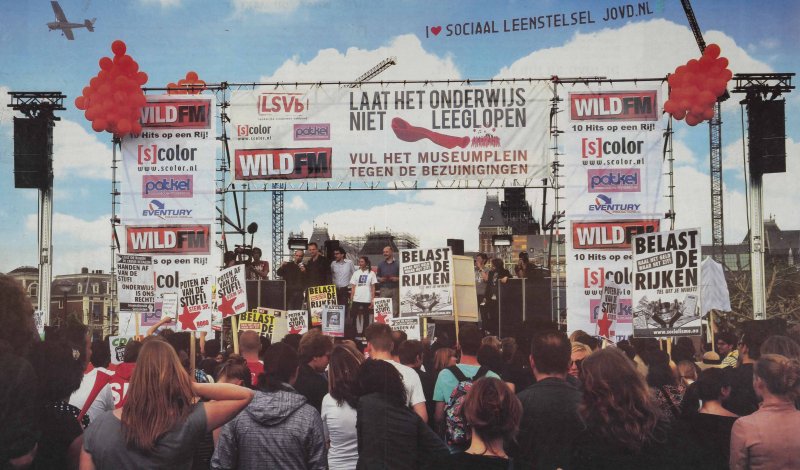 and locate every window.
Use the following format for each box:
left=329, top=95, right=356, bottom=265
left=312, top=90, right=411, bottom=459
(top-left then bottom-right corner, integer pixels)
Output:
left=28, top=283, right=38, bottom=298
left=58, top=300, right=63, bottom=309
left=77, top=283, right=83, bottom=294
left=92, top=283, right=99, bottom=294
